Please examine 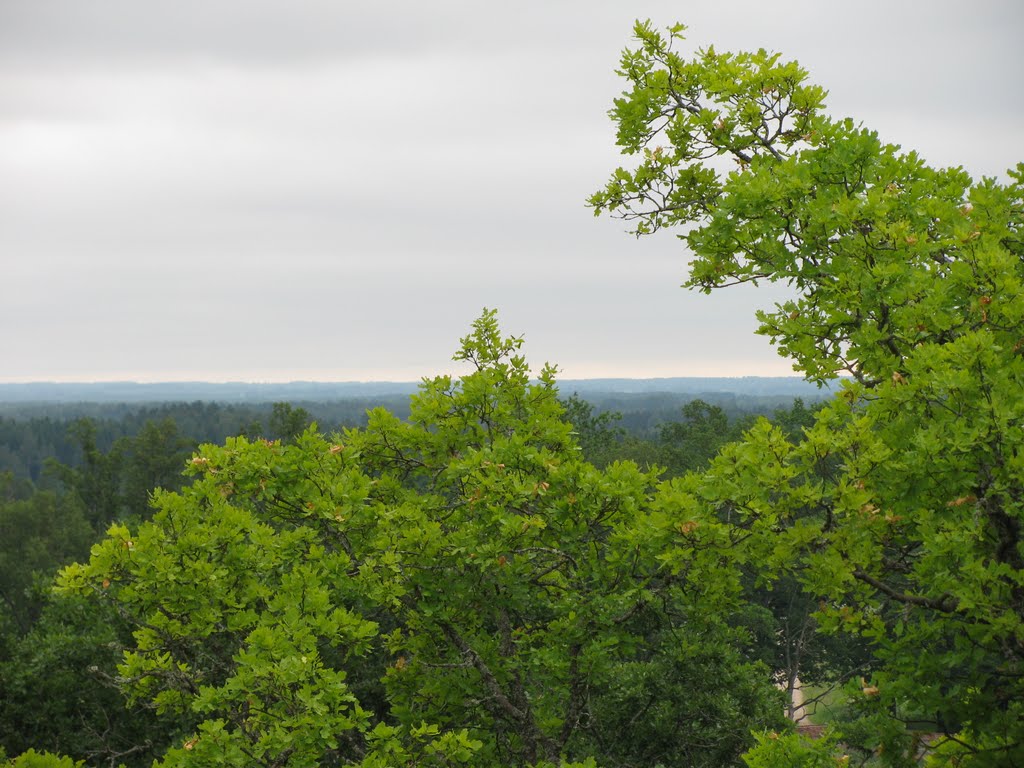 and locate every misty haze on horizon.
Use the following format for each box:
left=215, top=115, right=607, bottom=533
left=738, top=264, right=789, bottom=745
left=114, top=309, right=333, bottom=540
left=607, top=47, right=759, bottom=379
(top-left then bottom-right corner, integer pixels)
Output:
left=0, top=376, right=834, bottom=405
